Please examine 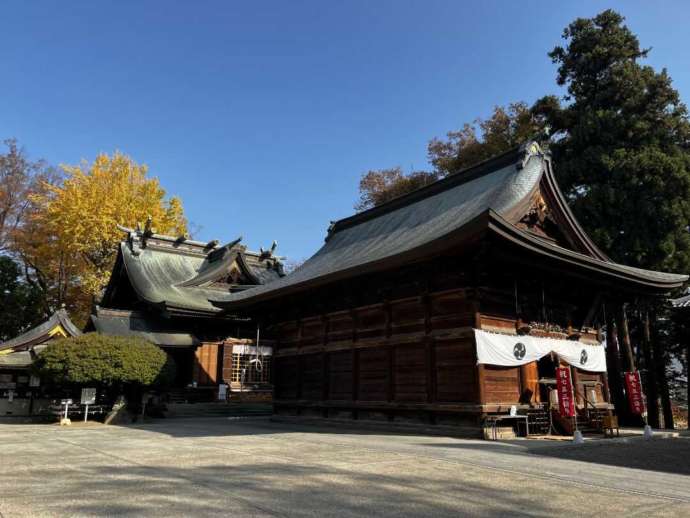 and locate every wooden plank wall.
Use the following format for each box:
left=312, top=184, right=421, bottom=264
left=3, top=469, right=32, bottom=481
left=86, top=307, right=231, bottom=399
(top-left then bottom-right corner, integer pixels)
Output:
left=271, top=288, right=479, bottom=424
left=193, top=342, right=221, bottom=386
